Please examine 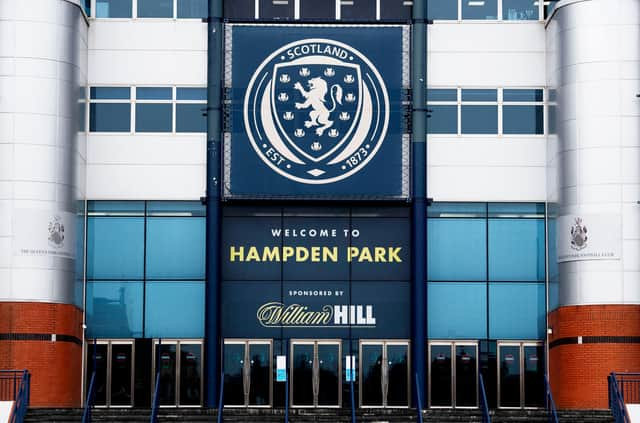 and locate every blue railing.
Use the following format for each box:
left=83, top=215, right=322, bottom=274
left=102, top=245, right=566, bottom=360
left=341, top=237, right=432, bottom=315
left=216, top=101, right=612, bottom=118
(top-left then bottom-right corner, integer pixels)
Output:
left=350, top=379, right=356, bottom=423
left=479, top=373, right=491, bottom=423
left=217, top=371, right=224, bottom=423
left=150, top=372, right=161, bottom=423
left=544, top=376, right=559, bottom=423
left=414, top=372, right=424, bottom=423
left=0, top=370, right=30, bottom=423
left=609, top=372, right=636, bottom=423
left=82, top=371, right=96, bottom=423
